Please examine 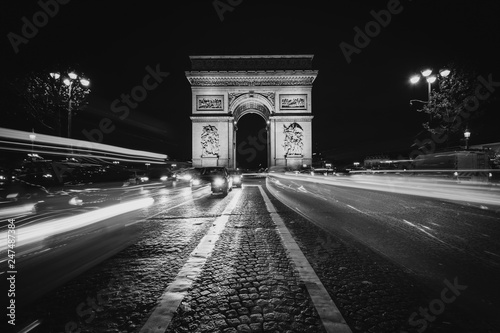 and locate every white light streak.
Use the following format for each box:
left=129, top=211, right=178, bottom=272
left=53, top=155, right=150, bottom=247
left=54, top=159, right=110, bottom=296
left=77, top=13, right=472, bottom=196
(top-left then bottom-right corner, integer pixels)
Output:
left=0, top=197, right=154, bottom=252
